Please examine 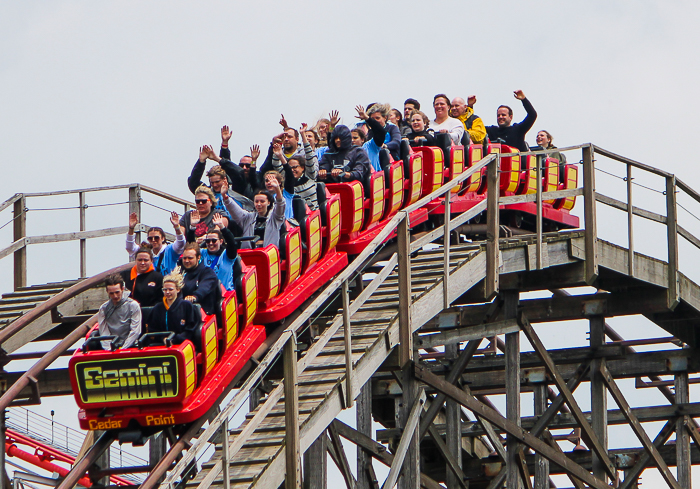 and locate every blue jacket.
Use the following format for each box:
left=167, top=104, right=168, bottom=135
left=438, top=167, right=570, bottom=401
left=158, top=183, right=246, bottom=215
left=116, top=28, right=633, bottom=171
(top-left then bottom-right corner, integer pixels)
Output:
left=201, top=227, right=238, bottom=291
